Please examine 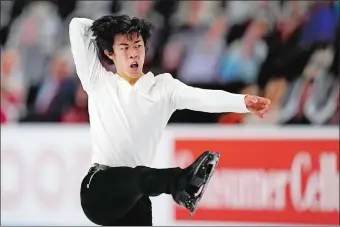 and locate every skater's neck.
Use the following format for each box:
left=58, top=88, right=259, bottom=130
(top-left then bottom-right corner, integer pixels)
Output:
left=116, top=71, right=144, bottom=86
